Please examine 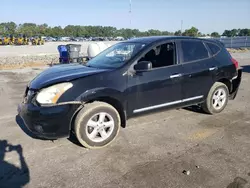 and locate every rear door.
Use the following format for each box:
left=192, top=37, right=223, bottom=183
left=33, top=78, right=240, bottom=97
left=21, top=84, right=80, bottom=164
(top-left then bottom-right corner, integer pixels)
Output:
left=178, top=39, right=216, bottom=101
